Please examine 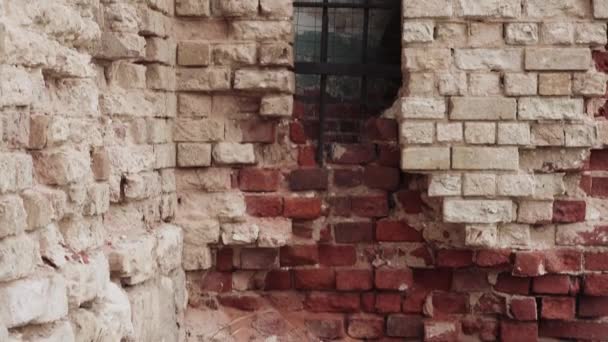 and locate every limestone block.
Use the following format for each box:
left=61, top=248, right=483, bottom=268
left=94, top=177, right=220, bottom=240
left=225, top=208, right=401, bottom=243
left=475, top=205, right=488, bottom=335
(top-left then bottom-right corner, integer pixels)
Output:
left=401, top=147, right=451, bottom=170
left=178, top=216, right=220, bottom=246
left=146, top=64, right=176, bottom=91
left=454, top=49, right=523, bottom=71
left=539, top=73, right=571, bottom=95
left=174, top=118, right=224, bottom=142
left=408, top=73, right=435, bottom=95
left=58, top=216, right=104, bottom=253
left=401, top=97, right=446, bottom=119
left=32, top=148, right=89, bottom=186
left=0, top=234, right=39, bottom=282
left=146, top=37, right=177, bottom=64
left=498, top=224, right=531, bottom=248
left=212, top=142, right=256, bottom=164
left=0, top=66, right=44, bottom=108
left=469, top=73, right=501, bottom=96
left=541, top=22, right=575, bottom=44
left=178, top=94, right=212, bottom=117
left=594, top=0, right=608, bottom=17
left=177, top=41, right=211, bottom=66
left=401, top=122, right=435, bottom=144
left=256, top=217, right=292, bottom=247
left=0, top=195, right=27, bottom=238
left=260, top=95, right=293, bottom=117
left=0, top=153, right=32, bottom=193
left=260, top=0, right=293, bottom=17
left=221, top=222, right=260, bottom=245
left=450, top=97, right=517, bottom=120
left=212, top=43, right=257, bottom=65
left=573, top=72, right=607, bottom=96
left=124, top=172, right=162, bottom=200
left=90, top=282, right=135, bottom=341
left=403, top=0, right=453, bottom=17
left=107, top=233, right=157, bottom=285
left=13, top=319, right=75, bottom=342
left=234, top=69, right=294, bottom=92
left=464, top=122, right=496, bottom=144
left=402, top=21, right=435, bottom=43
left=29, top=115, right=48, bottom=150
left=598, top=120, right=608, bottom=145
left=176, top=67, right=231, bottom=91
left=520, top=148, right=589, bottom=172
left=183, top=244, right=212, bottom=270
left=107, top=61, right=146, bottom=89
left=104, top=3, right=139, bottom=33
left=213, top=0, right=258, bottom=16
left=176, top=0, right=210, bottom=16
left=22, top=190, right=53, bottom=231
left=37, top=223, right=68, bottom=269
left=506, top=23, right=539, bottom=44
left=429, top=174, right=462, bottom=197
left=455, top=0, right=521, bottom=17
left=403, top=48, right=451, bottom=70
left=465, top=224, right=497, bottom=247
left=175, top=168, right=232, bottom=192
left=69, top=309, right=102, bottom=342
left=99, top=32, right=145, bottom=59
left=534, top=174, right=566, bottom=199
left=100, top=90, right=173, bottom=117
left=160, top=193, right=177, bottom=221
left=565, top=124, right=597, bottom=147
left=154, top=143, right=177, bottom=169
left=178, top=192, right=246, bottom=221
left=518, top=201, right=553, bottom=224
left=575, top=22, right=608, bottom=44
left=504, top=73, right=538, bottom=96
left=147, top=118, right=172, bottom=144
left=259, top=42, right=293, bottom=66
left=437, top=123, right=463, bottom=142
left=438, top=73, right=467, bottom=95
left=139, top=7, right=169, bottom=38
left=452, top=147, right=519, bottom=170
left=156, top=224, right=183, bottom=274
left=498, top=123, right=531, bottom=145
left=469, top=23, right=503, bottom=47
left=0, top=273, right=68, bottom=328
left=61, top=251, right=109, bottom=308
left=231, top=20, right=293, bottom=41
left=526, top=0, right=592, bottom=18
left=497, top=174, right=535, bottom=197
left=160, top=169, right=176, bottom=193
left=463, top=173, right=497, bottom=196
left=177, top=143, right=212, bottom=167
left=518, top=97, right=584, bottom=120
left=444, top=199, right=514, bottom=223
left=531, top=124, right=565, bottom=146
left=525, top=48, right=591, bottom=70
